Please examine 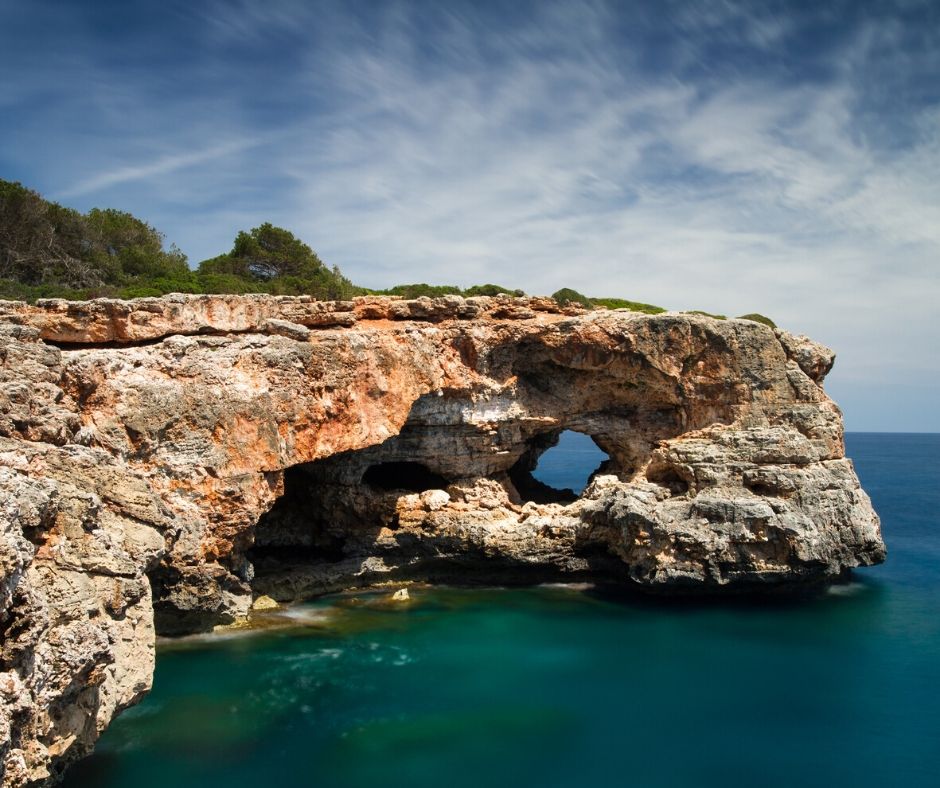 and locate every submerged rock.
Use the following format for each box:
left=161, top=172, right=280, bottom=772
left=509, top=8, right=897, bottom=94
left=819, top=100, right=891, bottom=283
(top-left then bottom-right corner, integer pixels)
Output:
left=0, top=293, right=884, bottom=785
